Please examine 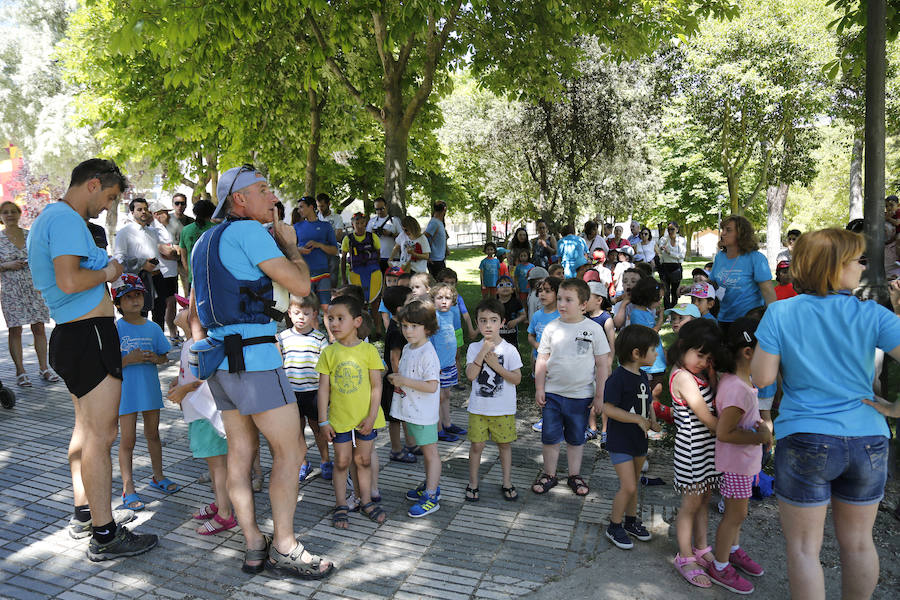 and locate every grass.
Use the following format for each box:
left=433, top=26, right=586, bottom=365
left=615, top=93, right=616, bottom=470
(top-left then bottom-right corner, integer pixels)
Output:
left=445, top=248, right=713, bottom=421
